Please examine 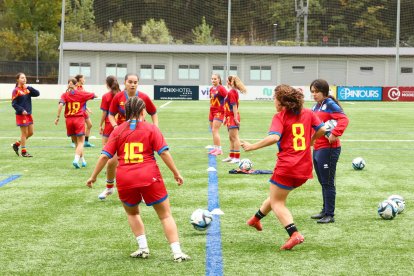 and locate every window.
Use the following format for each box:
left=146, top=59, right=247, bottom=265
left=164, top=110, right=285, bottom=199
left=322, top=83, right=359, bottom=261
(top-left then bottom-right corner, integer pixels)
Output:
left=139, top=64, right=166, bottom=80
left=401, top=67, right=413, bottom=74
left=178, top=65, right=199, bottom=80
left=212, top=65, right=238, bottom=77
left=360, top=66, right=374, bottom=72
left=292, top=66, right=305, bottom=73
left=69, top=63, right=91, bottom=77
left=106, top=63, right=127, bottom=79
left=250, top=65, right=271, bottom=81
